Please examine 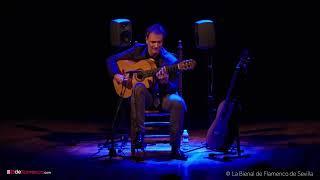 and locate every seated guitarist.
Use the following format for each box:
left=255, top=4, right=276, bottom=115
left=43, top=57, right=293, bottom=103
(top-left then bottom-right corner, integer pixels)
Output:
left=106, top=23, right=187, bottom=160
